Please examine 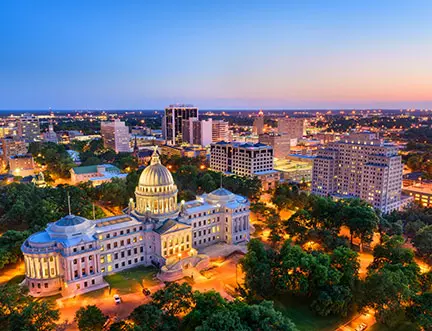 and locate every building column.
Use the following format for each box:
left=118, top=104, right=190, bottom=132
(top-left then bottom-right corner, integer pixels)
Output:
left=85, top=257, right=90, bottom=276
left=55, top=256, right=60, bottom=276
left=78, top=258, right=82, bottom=278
